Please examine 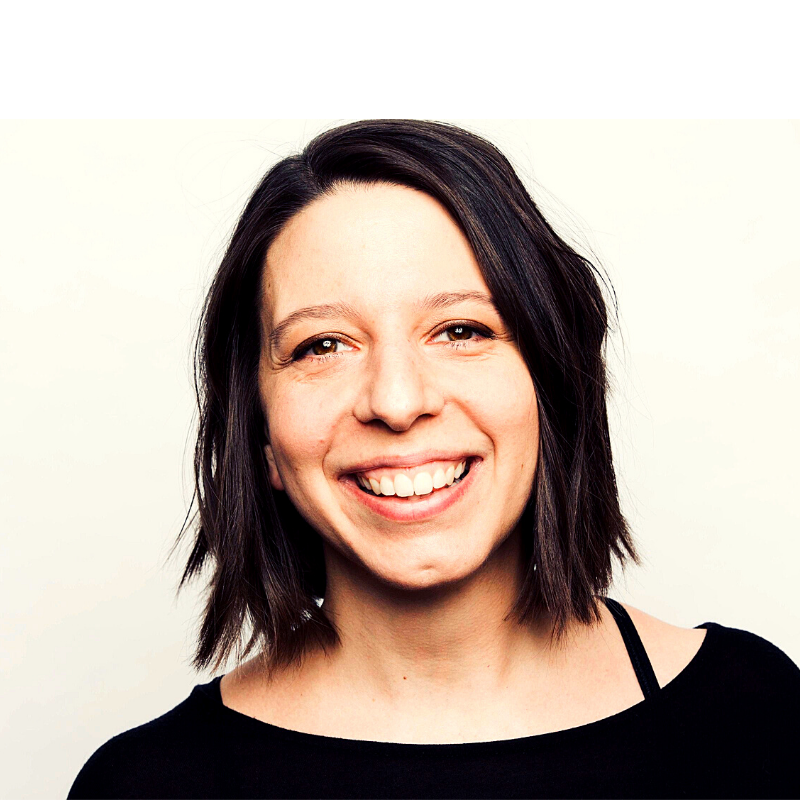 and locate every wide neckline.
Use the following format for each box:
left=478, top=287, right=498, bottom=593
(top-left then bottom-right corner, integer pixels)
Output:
left=197, top=622, right=717, bottom=751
